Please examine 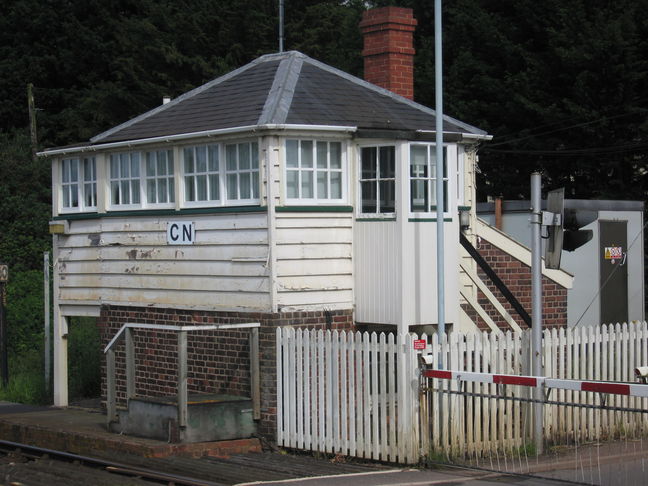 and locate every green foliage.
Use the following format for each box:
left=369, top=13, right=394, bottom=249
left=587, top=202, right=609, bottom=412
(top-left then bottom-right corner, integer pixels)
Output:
left=0, top=348, right=48, bottom=404
left=6, top=270, right=44, bottom=357
left=67, top=318, right=102, bottom=401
